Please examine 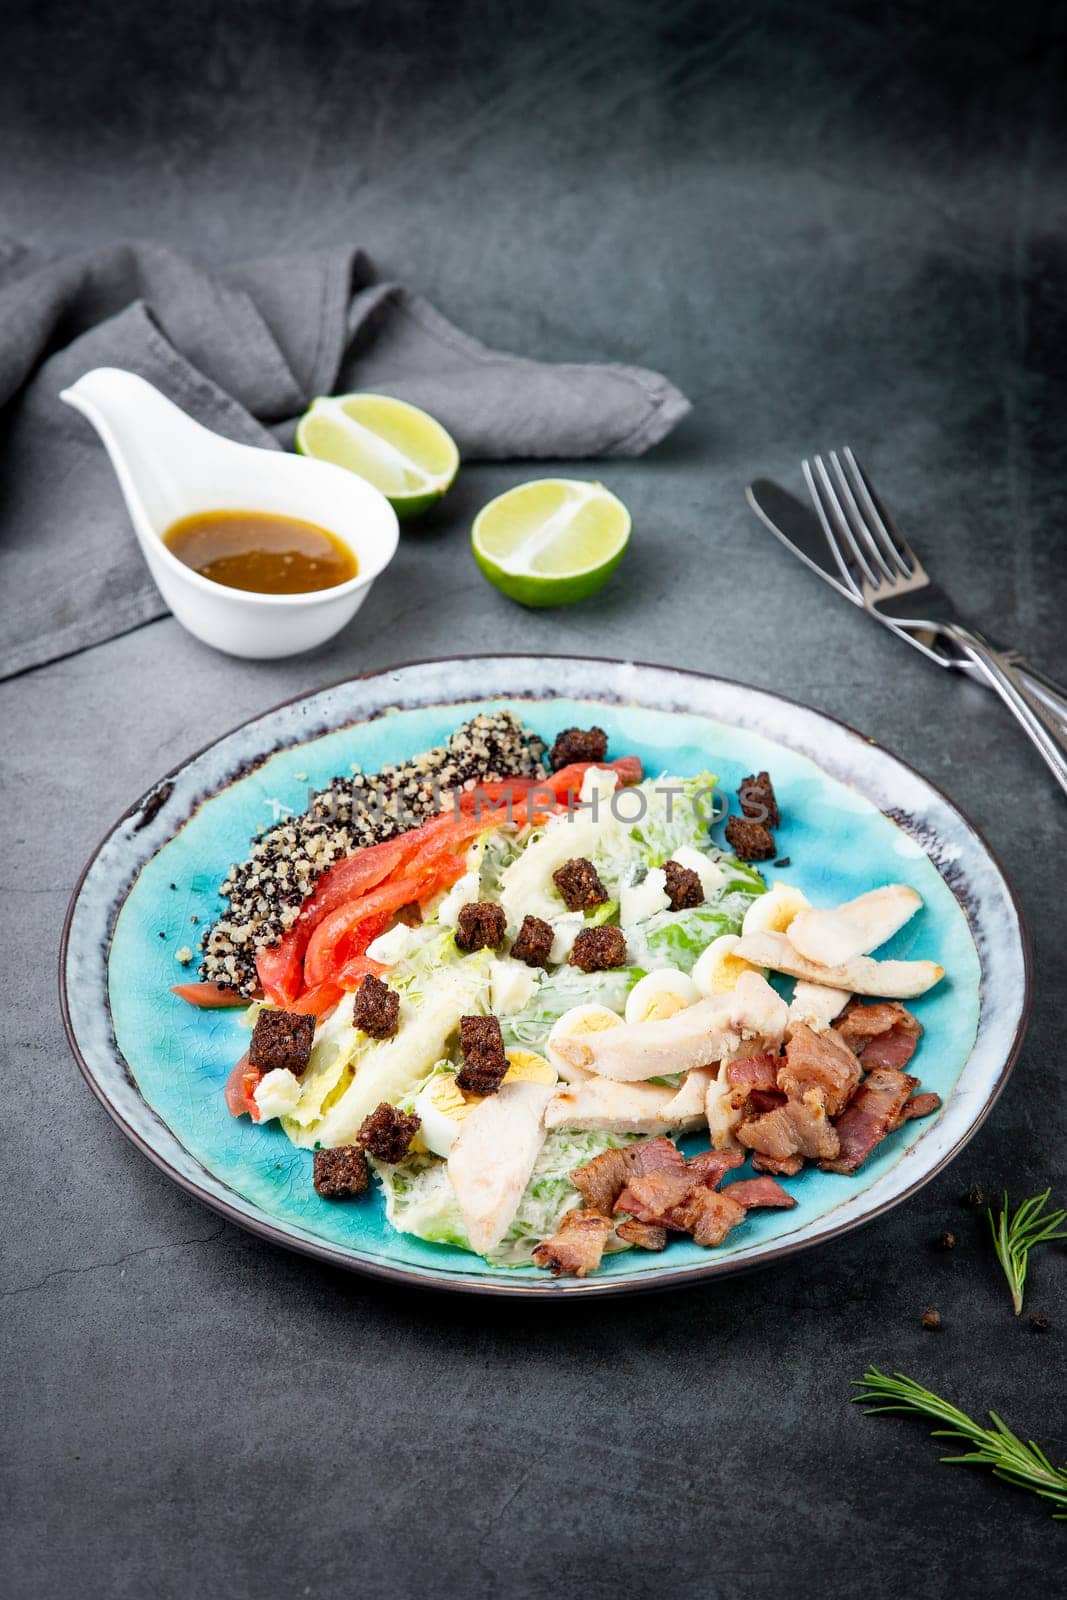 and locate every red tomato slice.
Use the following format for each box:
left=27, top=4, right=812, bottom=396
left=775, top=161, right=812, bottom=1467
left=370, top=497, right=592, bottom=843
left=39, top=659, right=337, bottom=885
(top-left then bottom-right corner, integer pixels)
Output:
left=303, top=867, right=441, bottom=989
left=224, top=1053, right=262, bottom=1120
left=172, top=981, right=251, bottom=1008
left=255, top=940, right=306, bottom=1008
left=255, top=830, right=424, bottom=1003
left=544, top=755, right=643, bottom=799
